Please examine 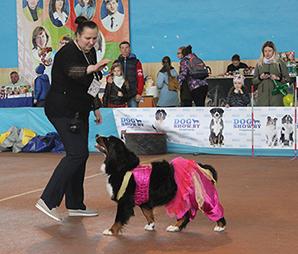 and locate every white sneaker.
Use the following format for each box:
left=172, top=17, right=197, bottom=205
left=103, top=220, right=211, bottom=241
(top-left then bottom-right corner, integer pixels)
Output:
left=214, top=225, right=226, bottom=232
left=35, top=199, right=62, bottom=222
left=68, top=208, right=98, bottom=217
